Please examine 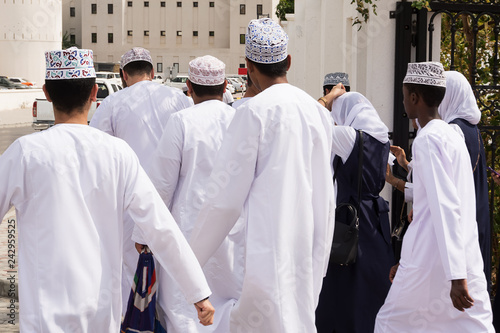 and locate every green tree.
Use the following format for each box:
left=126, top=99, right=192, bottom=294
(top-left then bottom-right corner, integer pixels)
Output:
left=62, top=31, right=78, bottom=49
left=276, top=0, right=294, bottom=21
